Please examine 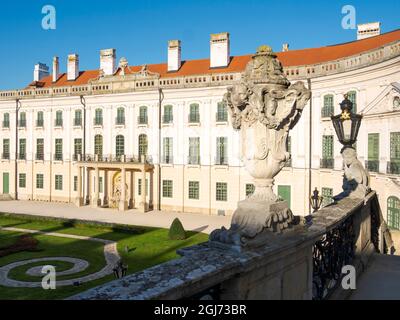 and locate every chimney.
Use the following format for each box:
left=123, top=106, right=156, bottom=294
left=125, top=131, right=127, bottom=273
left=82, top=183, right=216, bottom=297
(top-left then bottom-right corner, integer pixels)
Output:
left=357, top=22, right=381, bottom=40
left=33, top=63, right=49, bottom=82
left=210, top=32, right=230, bottom=68
left=282, top=43, right=289, bottom=52
left=67, top=54, right=79, bottom=81
left=100, top=48, right=116, bottom=76
left=167, top=40, right=181, bottom=72
left=52, top=56, right=59, bottom=82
